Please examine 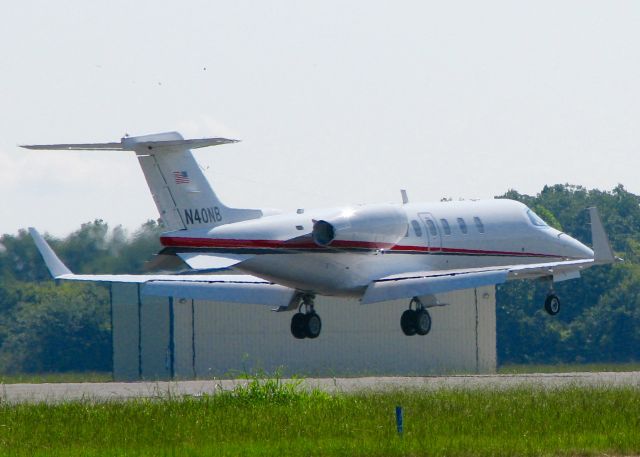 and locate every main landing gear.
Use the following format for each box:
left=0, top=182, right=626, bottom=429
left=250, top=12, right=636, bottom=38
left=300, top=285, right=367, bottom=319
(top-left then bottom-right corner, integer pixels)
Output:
left=400, top=297, right=432, bottom=336
left=290, top=295, right=322, bottom=339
